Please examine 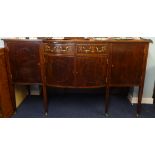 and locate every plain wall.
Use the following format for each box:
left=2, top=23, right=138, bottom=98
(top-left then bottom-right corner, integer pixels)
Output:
left=0, top=39, right=4, bottom=47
